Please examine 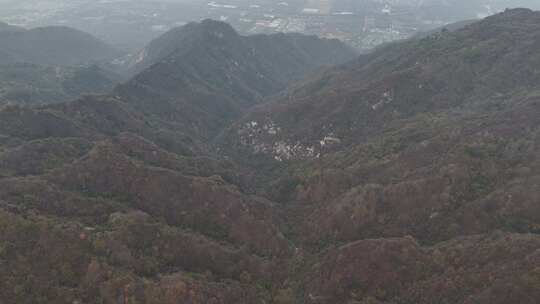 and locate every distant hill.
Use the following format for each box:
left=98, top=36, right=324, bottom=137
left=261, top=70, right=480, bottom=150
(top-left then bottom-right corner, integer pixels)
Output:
left=0, top=25, right=122, bottom=66
left=127, top=20, right=356, bottom=77
left=115, top=19, right=357, bottom=142
left=414, top=19, right=478, bottom=39
left=0, top=63, right=123, bottom=106
left=0, top=21, right=24, bottom=33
